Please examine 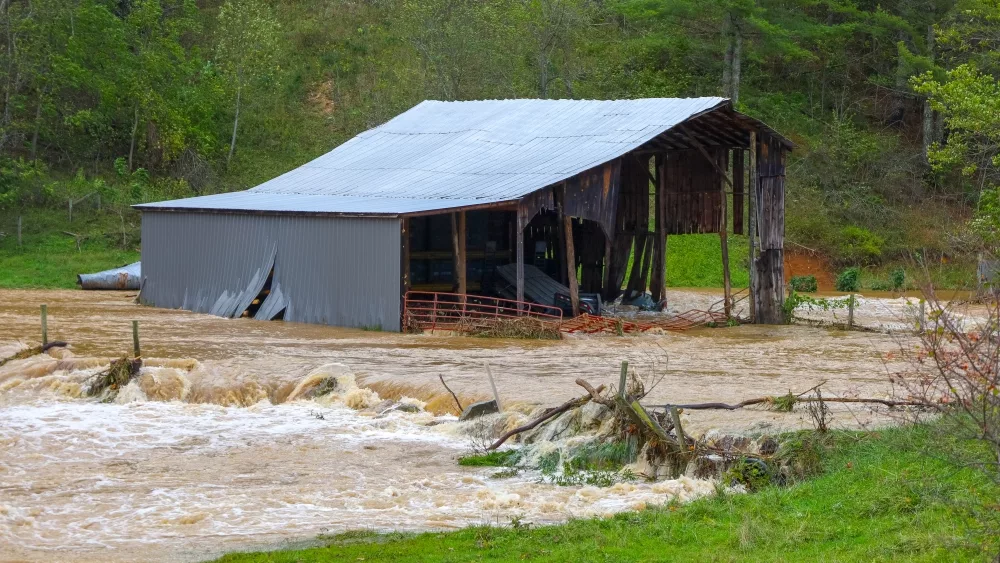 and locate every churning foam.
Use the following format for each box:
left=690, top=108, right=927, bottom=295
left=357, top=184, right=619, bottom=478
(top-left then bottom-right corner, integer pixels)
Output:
left=0, top=348, right=717, bottom=563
